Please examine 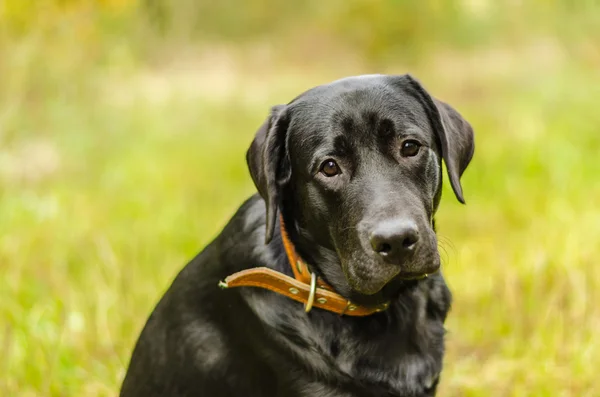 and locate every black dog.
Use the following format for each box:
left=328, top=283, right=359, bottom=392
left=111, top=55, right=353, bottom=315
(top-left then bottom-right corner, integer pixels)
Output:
left=120, top=74, right=474, bottom=397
